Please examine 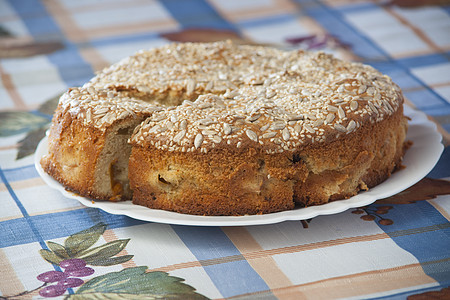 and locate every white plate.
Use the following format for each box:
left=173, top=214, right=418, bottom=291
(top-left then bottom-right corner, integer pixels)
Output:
left=35, top=106, right=443, bottom=226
